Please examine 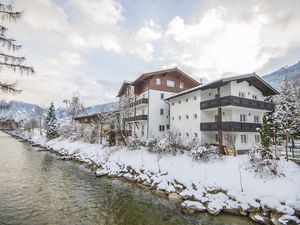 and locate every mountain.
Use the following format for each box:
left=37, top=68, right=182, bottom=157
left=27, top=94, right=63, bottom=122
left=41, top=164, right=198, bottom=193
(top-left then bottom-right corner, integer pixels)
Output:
left=262, top=61, right=300, bottom=89
left=0, top=100, right=45, bottom=122
left=82, top=101, right=119, bottom=116
left=0, top=100, right=119, bottom=123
